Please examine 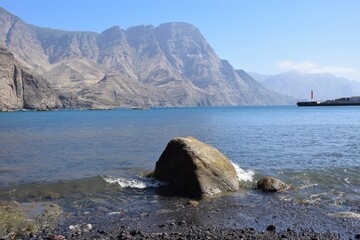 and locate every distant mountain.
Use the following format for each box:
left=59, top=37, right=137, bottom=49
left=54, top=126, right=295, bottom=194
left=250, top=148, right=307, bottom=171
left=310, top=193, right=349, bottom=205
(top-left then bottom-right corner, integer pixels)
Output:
left=0, top=7, right=292, bottom=109
left=248, top=72, right=272, bottom=83
left=251, top=71, right=360, bottom=101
